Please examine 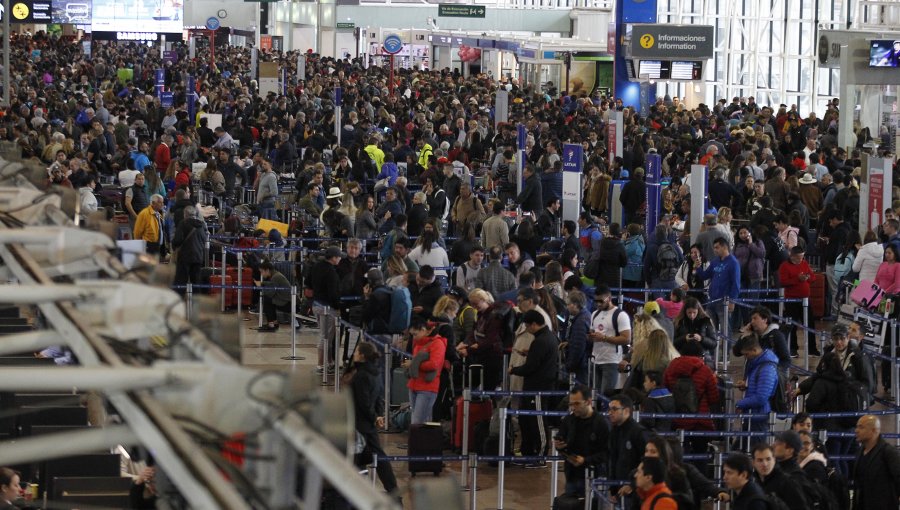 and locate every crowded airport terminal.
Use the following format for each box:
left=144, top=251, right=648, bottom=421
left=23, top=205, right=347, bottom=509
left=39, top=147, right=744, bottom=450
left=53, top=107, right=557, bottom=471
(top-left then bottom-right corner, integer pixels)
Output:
left=0, top=0, right=899, bottom=508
